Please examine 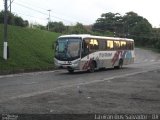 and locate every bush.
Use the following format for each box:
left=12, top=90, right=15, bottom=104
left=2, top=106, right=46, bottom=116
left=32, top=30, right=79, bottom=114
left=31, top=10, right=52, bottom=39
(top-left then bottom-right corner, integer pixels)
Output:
left=0, top=10, right=29, bottom=27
